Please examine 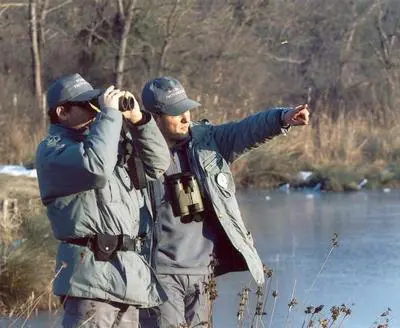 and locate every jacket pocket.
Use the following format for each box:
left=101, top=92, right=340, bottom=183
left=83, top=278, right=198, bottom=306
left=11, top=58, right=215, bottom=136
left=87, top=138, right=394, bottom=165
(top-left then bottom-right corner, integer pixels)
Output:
left=203, top=153, right=236, bottom=198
